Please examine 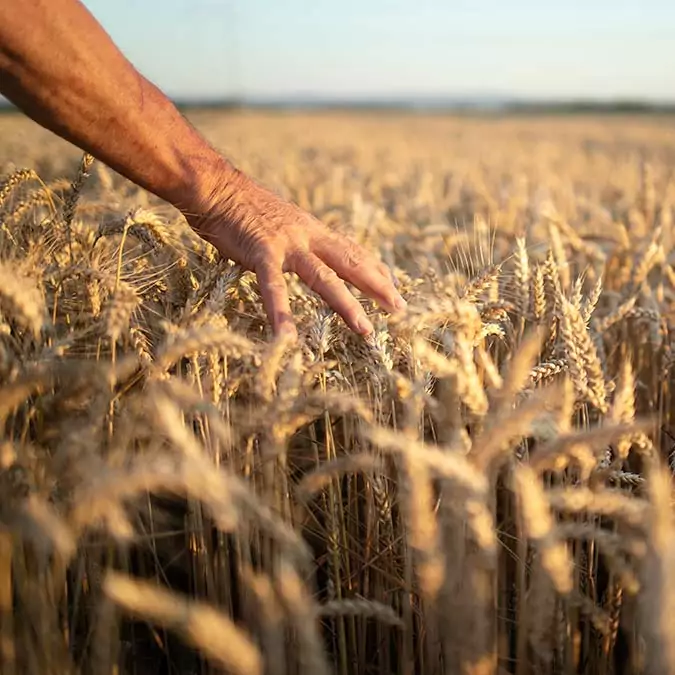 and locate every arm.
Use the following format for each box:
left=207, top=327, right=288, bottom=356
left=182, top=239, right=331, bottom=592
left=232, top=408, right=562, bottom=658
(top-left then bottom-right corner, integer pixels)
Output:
left=0, top=0, right=405, bottom=337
